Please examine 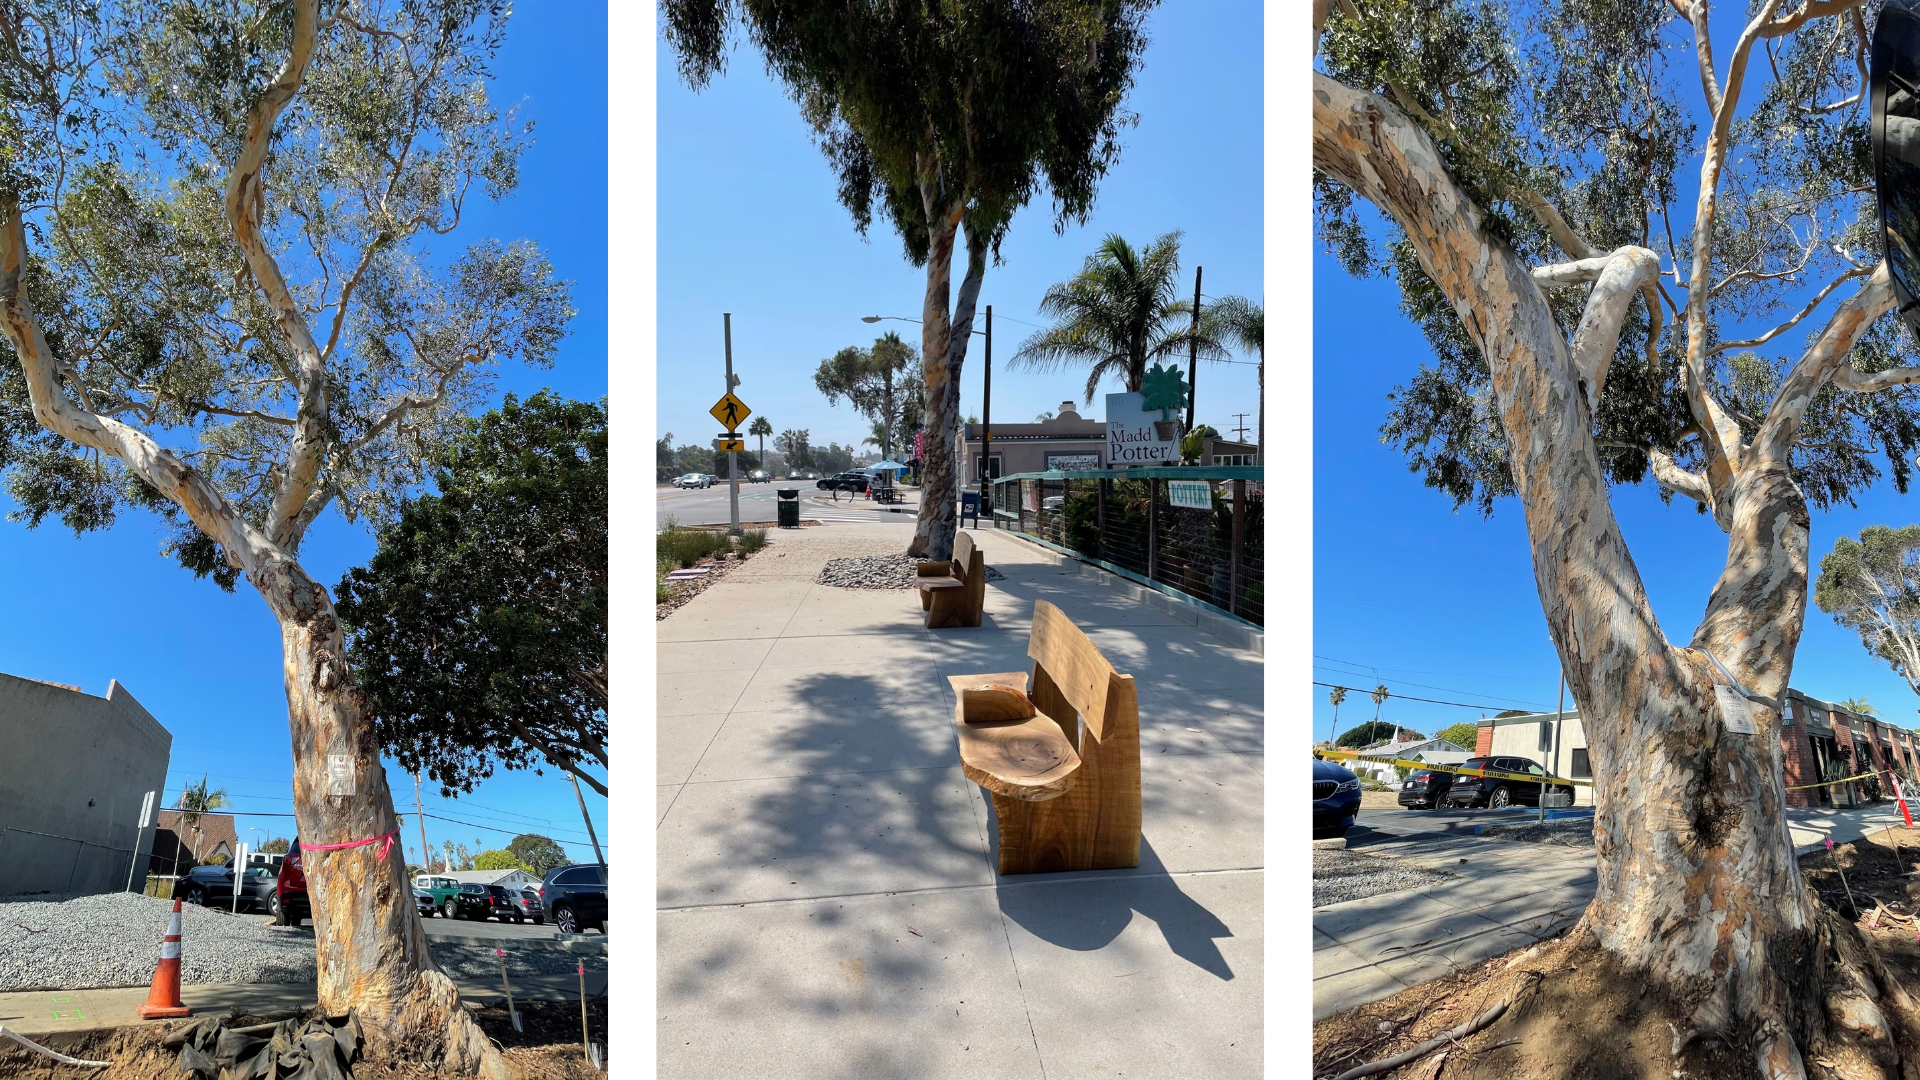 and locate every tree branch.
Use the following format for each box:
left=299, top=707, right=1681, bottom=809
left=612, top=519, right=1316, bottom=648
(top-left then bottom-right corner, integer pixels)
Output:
left=1649, top=448, right=1728, bottom=530
left=1707, top=265, right=1874, bottom=356
left=221, top=0, right=326, bottom=554
left=1534, top=247, right=1663, bottom=401
left=1755, top=262, right=1895, bottom=461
